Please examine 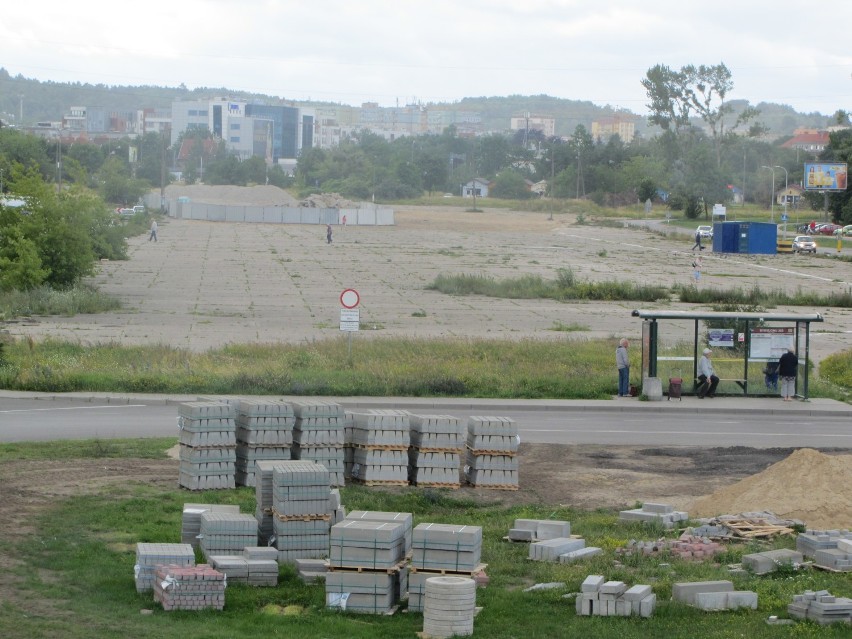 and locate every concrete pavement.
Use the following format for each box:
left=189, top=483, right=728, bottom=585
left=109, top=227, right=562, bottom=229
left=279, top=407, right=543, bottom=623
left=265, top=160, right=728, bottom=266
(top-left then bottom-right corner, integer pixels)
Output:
left=2, top=389, right=850, bottom=418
